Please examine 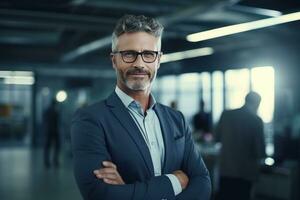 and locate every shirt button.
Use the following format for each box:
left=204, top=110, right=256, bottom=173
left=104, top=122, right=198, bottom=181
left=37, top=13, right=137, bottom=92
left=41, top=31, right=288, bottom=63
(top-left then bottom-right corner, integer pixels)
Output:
left=151, top=142, right=155, bottom=146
